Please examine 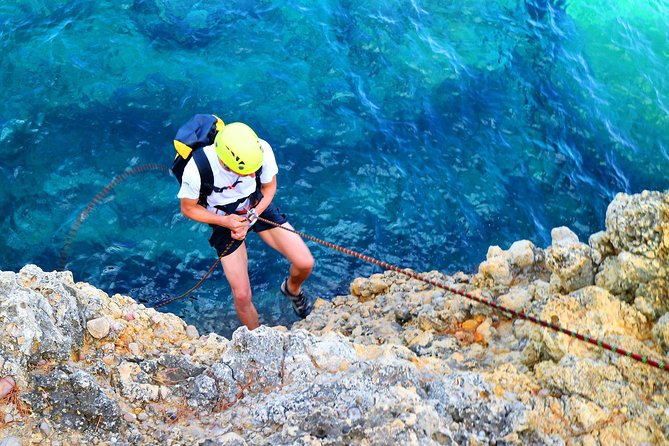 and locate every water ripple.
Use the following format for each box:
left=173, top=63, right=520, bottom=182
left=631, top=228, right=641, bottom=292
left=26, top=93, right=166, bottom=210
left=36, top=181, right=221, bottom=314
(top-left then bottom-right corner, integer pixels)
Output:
left=1, top=0, right=667, bottom=337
